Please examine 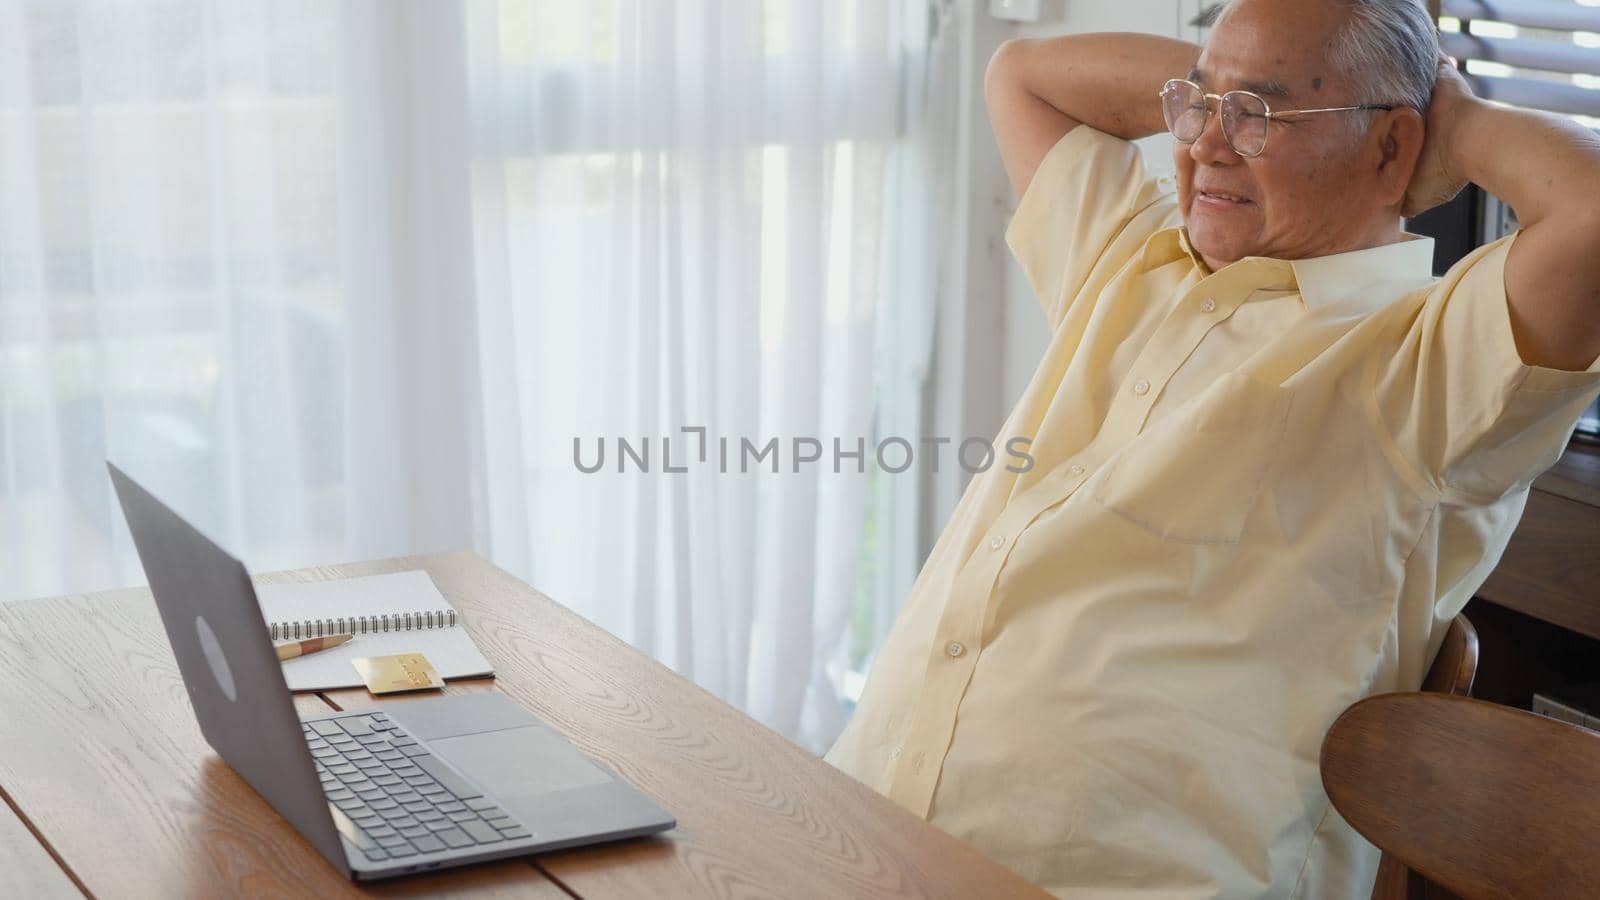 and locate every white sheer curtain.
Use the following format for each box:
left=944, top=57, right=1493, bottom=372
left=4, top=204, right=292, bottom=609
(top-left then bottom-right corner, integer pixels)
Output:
left=464, top=0, right=955, bottom=749
left=0, top=0, right=956, bottom=753
left=0, top=0, right=482, bottom=600
left=4, top=0, right=349, bottom=595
